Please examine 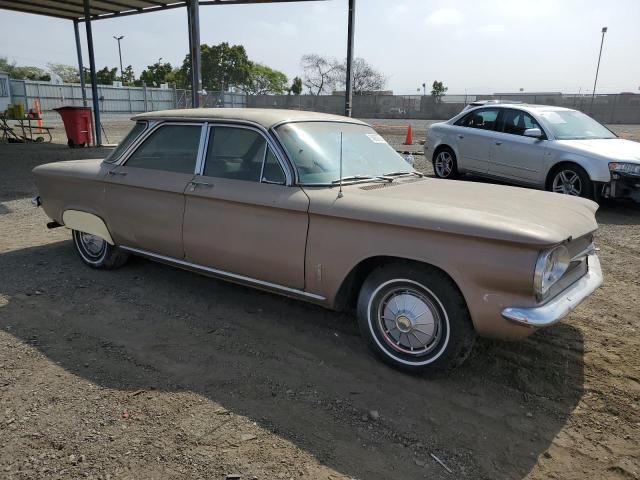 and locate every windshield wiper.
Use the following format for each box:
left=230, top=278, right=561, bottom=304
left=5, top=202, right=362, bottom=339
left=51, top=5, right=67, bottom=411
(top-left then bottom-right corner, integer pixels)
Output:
left=330, top=175, right=392, bottom=184
left=382, top=171, right=424, bottom=178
